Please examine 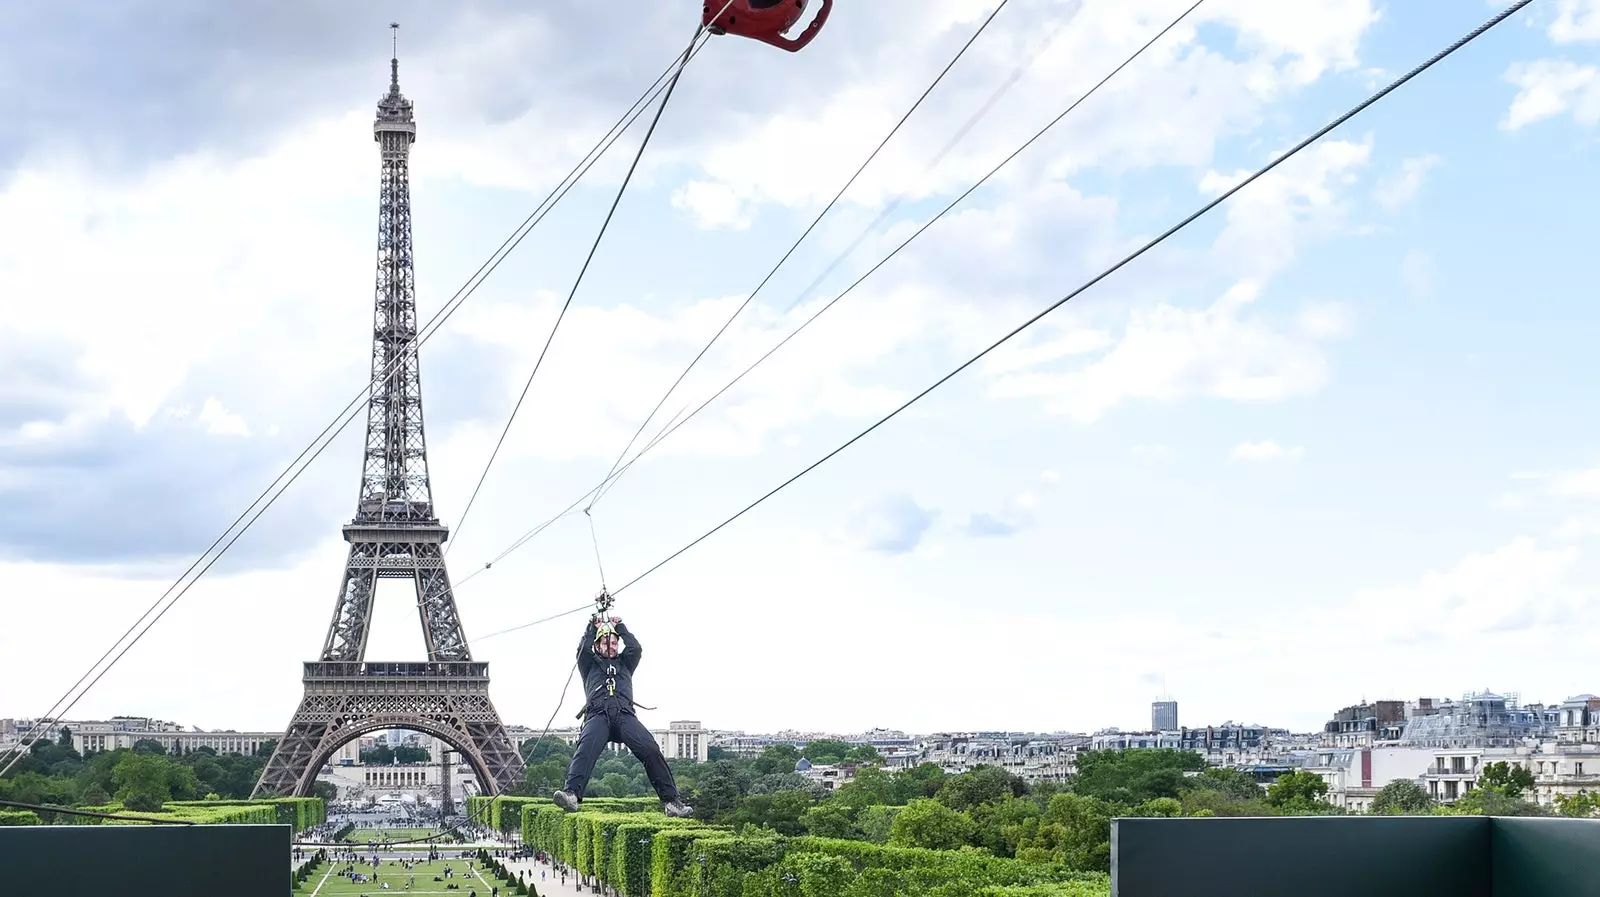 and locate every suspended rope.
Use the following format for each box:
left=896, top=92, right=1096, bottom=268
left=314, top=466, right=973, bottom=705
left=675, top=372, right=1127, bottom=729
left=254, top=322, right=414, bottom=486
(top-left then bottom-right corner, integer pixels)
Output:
left=448, top=27, right=705, bottom=551
left=585, top=0, right=1027, bottom=515
left=592, top=0, right=1205, bottom=510
left=437, top=0, right=1213, bottom=613
left=603, top=0, right=1534, bottom=598
left=0, top=29, right=719, bottom=779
